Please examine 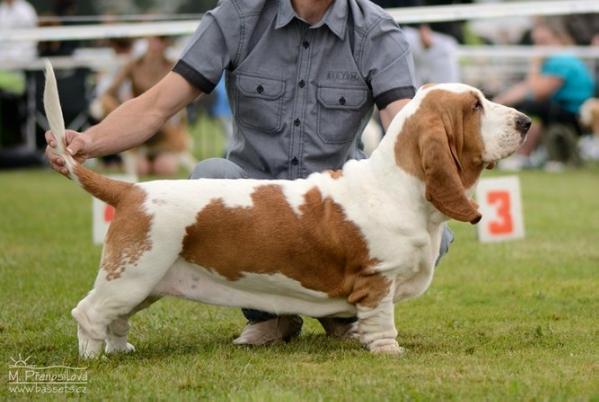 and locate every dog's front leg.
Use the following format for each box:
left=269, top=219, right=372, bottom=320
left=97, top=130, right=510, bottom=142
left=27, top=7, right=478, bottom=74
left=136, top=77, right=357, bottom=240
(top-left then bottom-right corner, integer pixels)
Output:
left=356, top=294, right=403, bottom=356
